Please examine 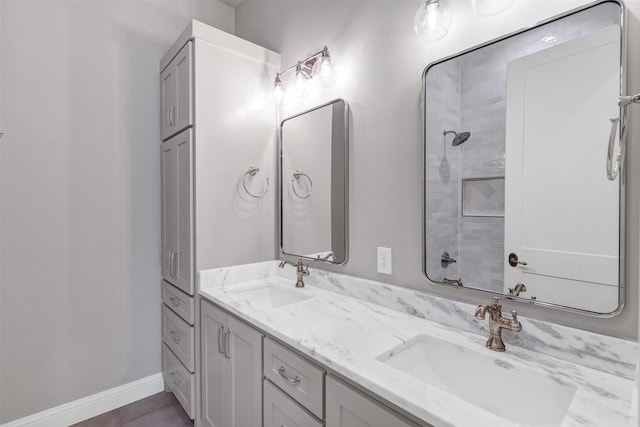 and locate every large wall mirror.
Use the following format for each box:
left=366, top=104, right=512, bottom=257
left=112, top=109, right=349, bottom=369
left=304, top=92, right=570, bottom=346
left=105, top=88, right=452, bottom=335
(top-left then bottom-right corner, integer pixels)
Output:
left=281, top=99, right=348, bottom=264
left=423, top=1, right=625, bottom=315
